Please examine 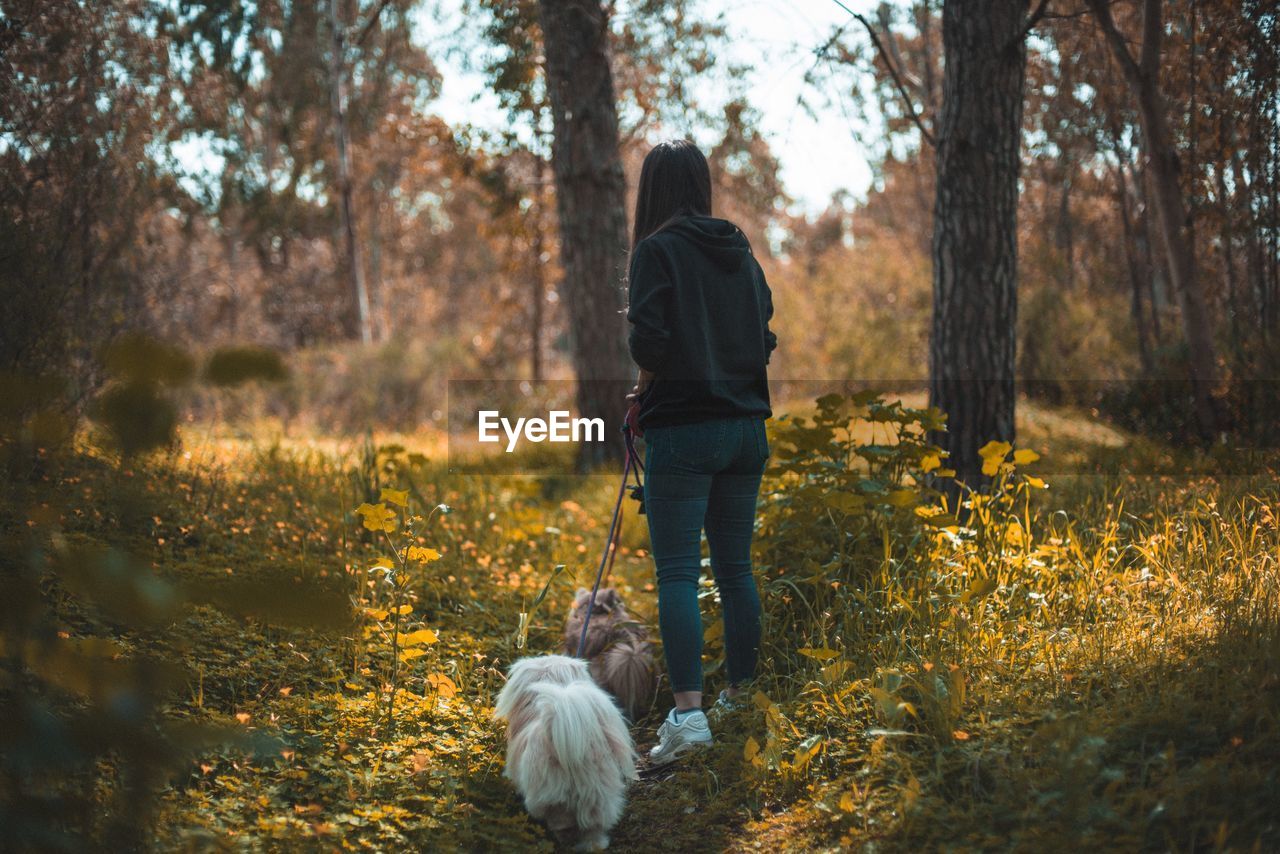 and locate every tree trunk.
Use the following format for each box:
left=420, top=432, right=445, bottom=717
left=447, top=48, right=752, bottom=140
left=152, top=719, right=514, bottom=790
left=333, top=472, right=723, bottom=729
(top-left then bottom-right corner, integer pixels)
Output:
left=1215, top=156, right=1244, bottom=355
left=530, top=153, right=548, bottom=383
left=1056, top=169, right=1075, bottom=290
left=1087, top=0, right=1222, bottom=437
left=327, top=0, right=373, bottom=345
left=369, top=175, right=385, bottom=341
left=1144, top=103, right=1221, bottom=432
left=1232, top=148, right=1267, bottom=339
left=1136, top=162, right=1164, bottom=342
left=536, top=0, right=631, bottom=469
left=1116, top=161, right=1155, bottom=374
left=928, top=0, right=1028, bottom=488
